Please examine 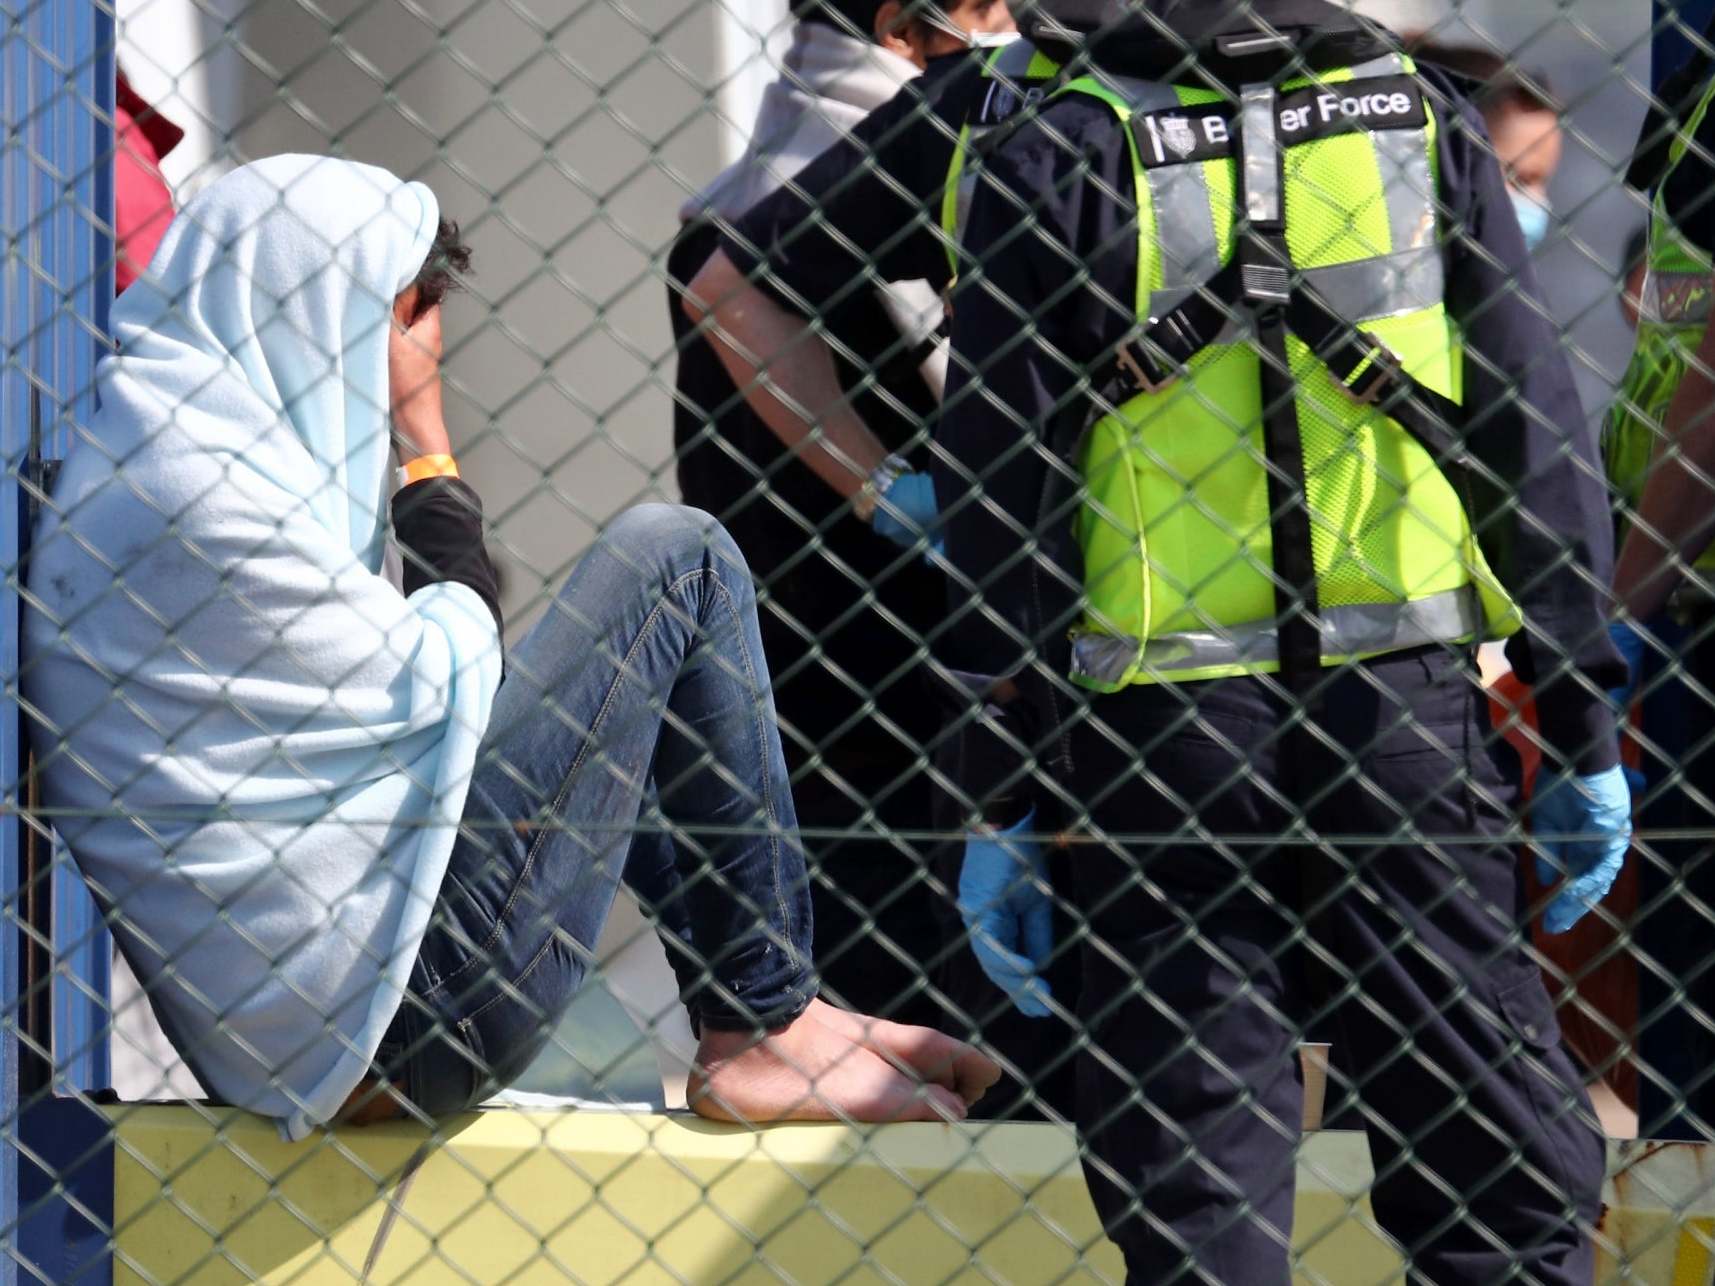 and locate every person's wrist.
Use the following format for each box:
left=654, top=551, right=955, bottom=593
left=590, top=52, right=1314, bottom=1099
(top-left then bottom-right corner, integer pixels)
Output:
left=969, top=805, right=1036, bottom=840
left=395, top=419, right=453, bottom=459
left=397, top=453, right=460, bottom=487
left=1536, top=683, right=1621, bottom=776
left=854, top=453, right=911, bottom=524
